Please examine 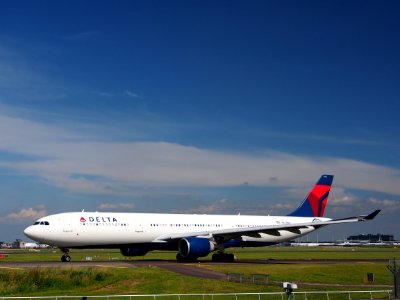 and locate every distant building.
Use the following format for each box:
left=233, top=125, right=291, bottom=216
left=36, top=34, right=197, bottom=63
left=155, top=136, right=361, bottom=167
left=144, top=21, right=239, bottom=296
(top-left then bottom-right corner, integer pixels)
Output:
left=12, top=239, right=25, bottom=249
left=0, top=242, right=12, bottom=249
left=347, top=233, right=394, bottom=243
